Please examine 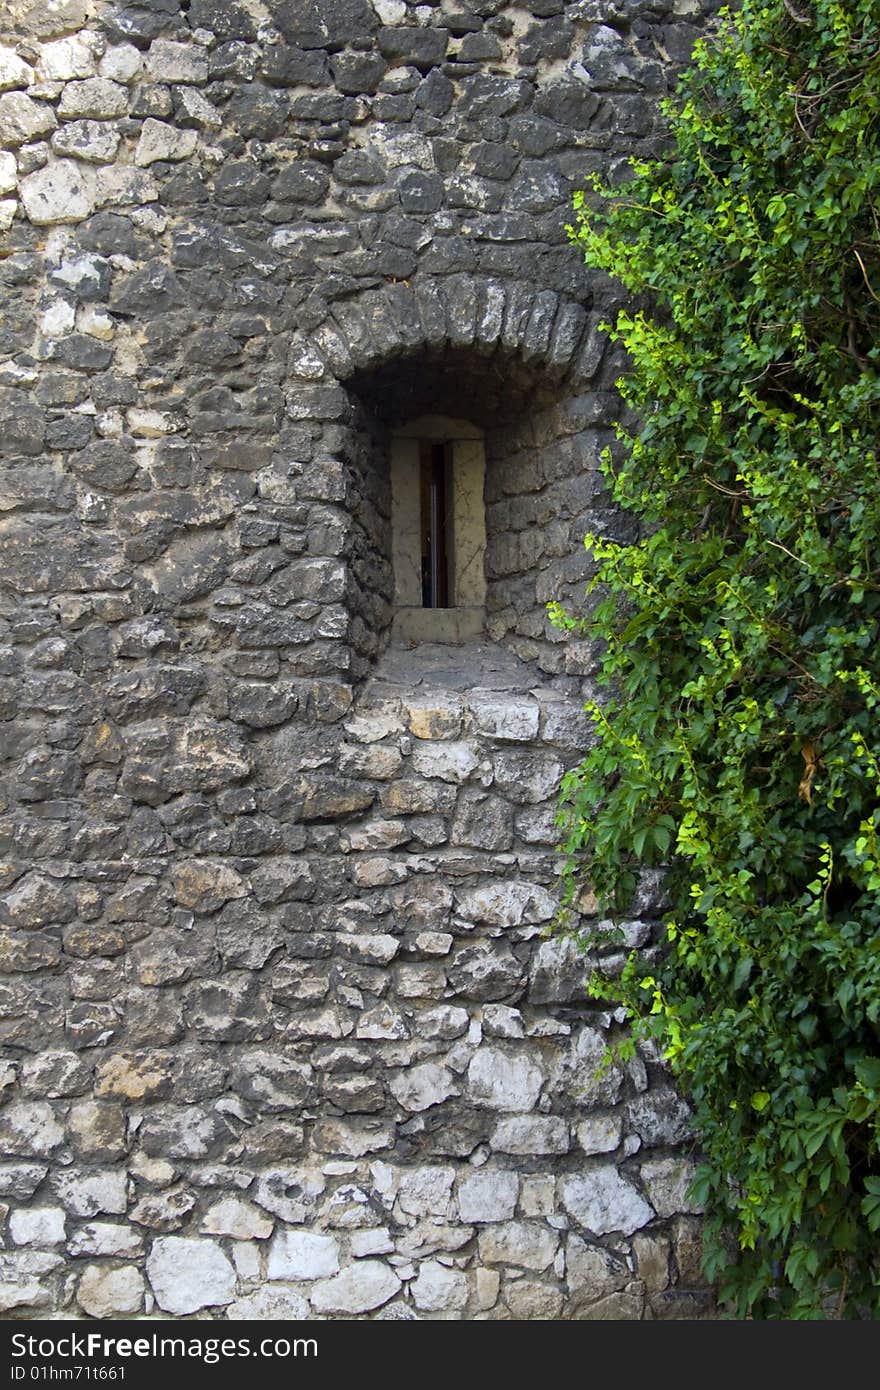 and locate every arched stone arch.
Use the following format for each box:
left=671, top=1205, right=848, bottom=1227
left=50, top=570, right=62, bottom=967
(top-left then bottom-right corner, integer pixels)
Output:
left=290, top=273, right=606, bottom=393
left=286, top=274, right=611, bottom=681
